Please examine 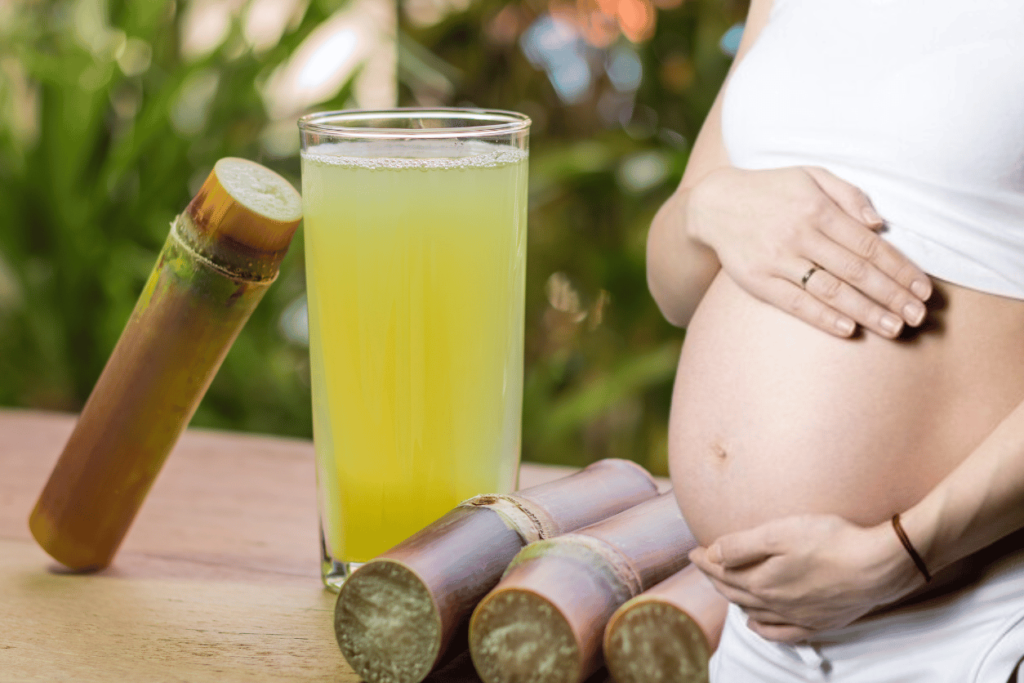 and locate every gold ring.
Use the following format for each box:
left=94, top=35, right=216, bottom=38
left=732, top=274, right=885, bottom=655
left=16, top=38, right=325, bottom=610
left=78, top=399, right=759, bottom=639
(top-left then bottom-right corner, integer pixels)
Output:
left=800, top=265, right=822, bottom=290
